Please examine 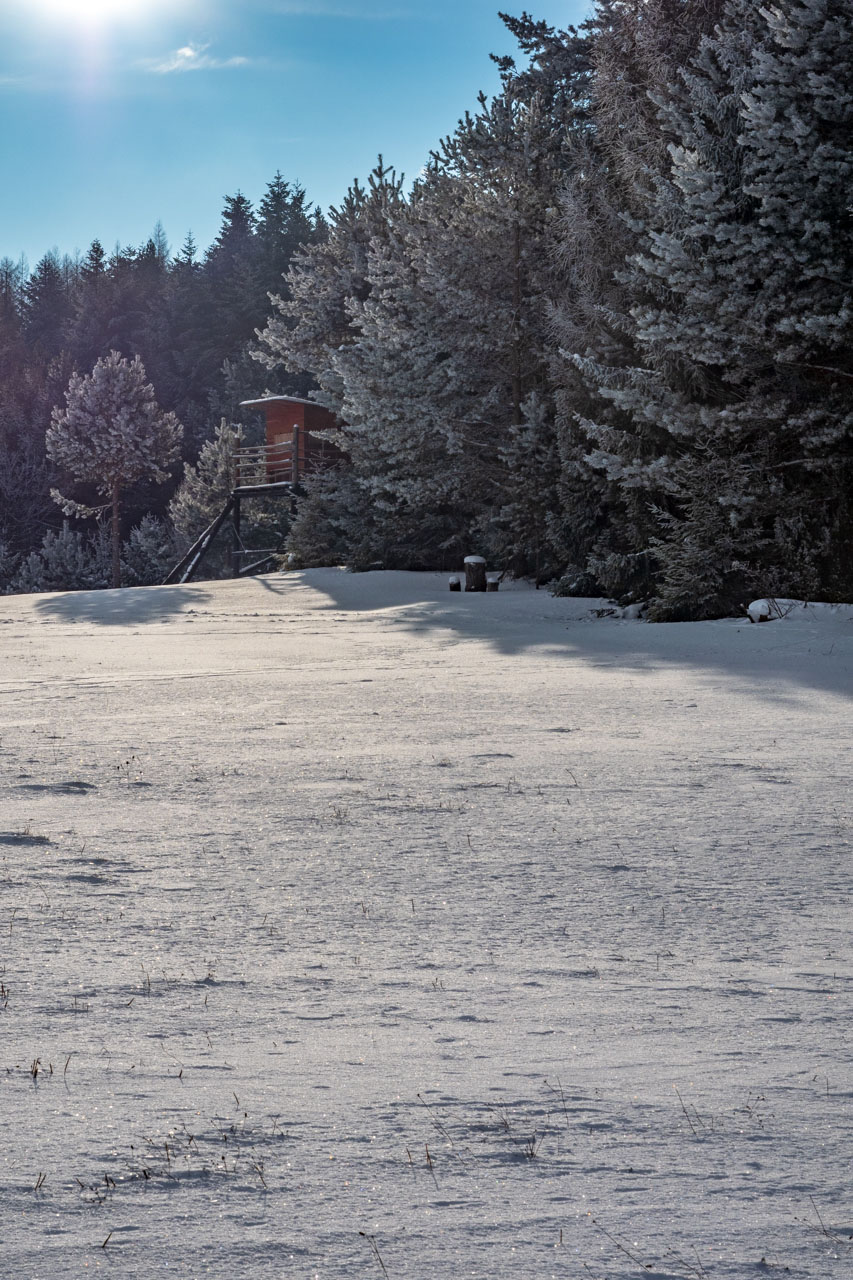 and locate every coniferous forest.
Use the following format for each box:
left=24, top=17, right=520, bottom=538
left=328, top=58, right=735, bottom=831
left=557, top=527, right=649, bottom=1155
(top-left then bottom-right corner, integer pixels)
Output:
left=2, top=0, right=851, bottom=618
